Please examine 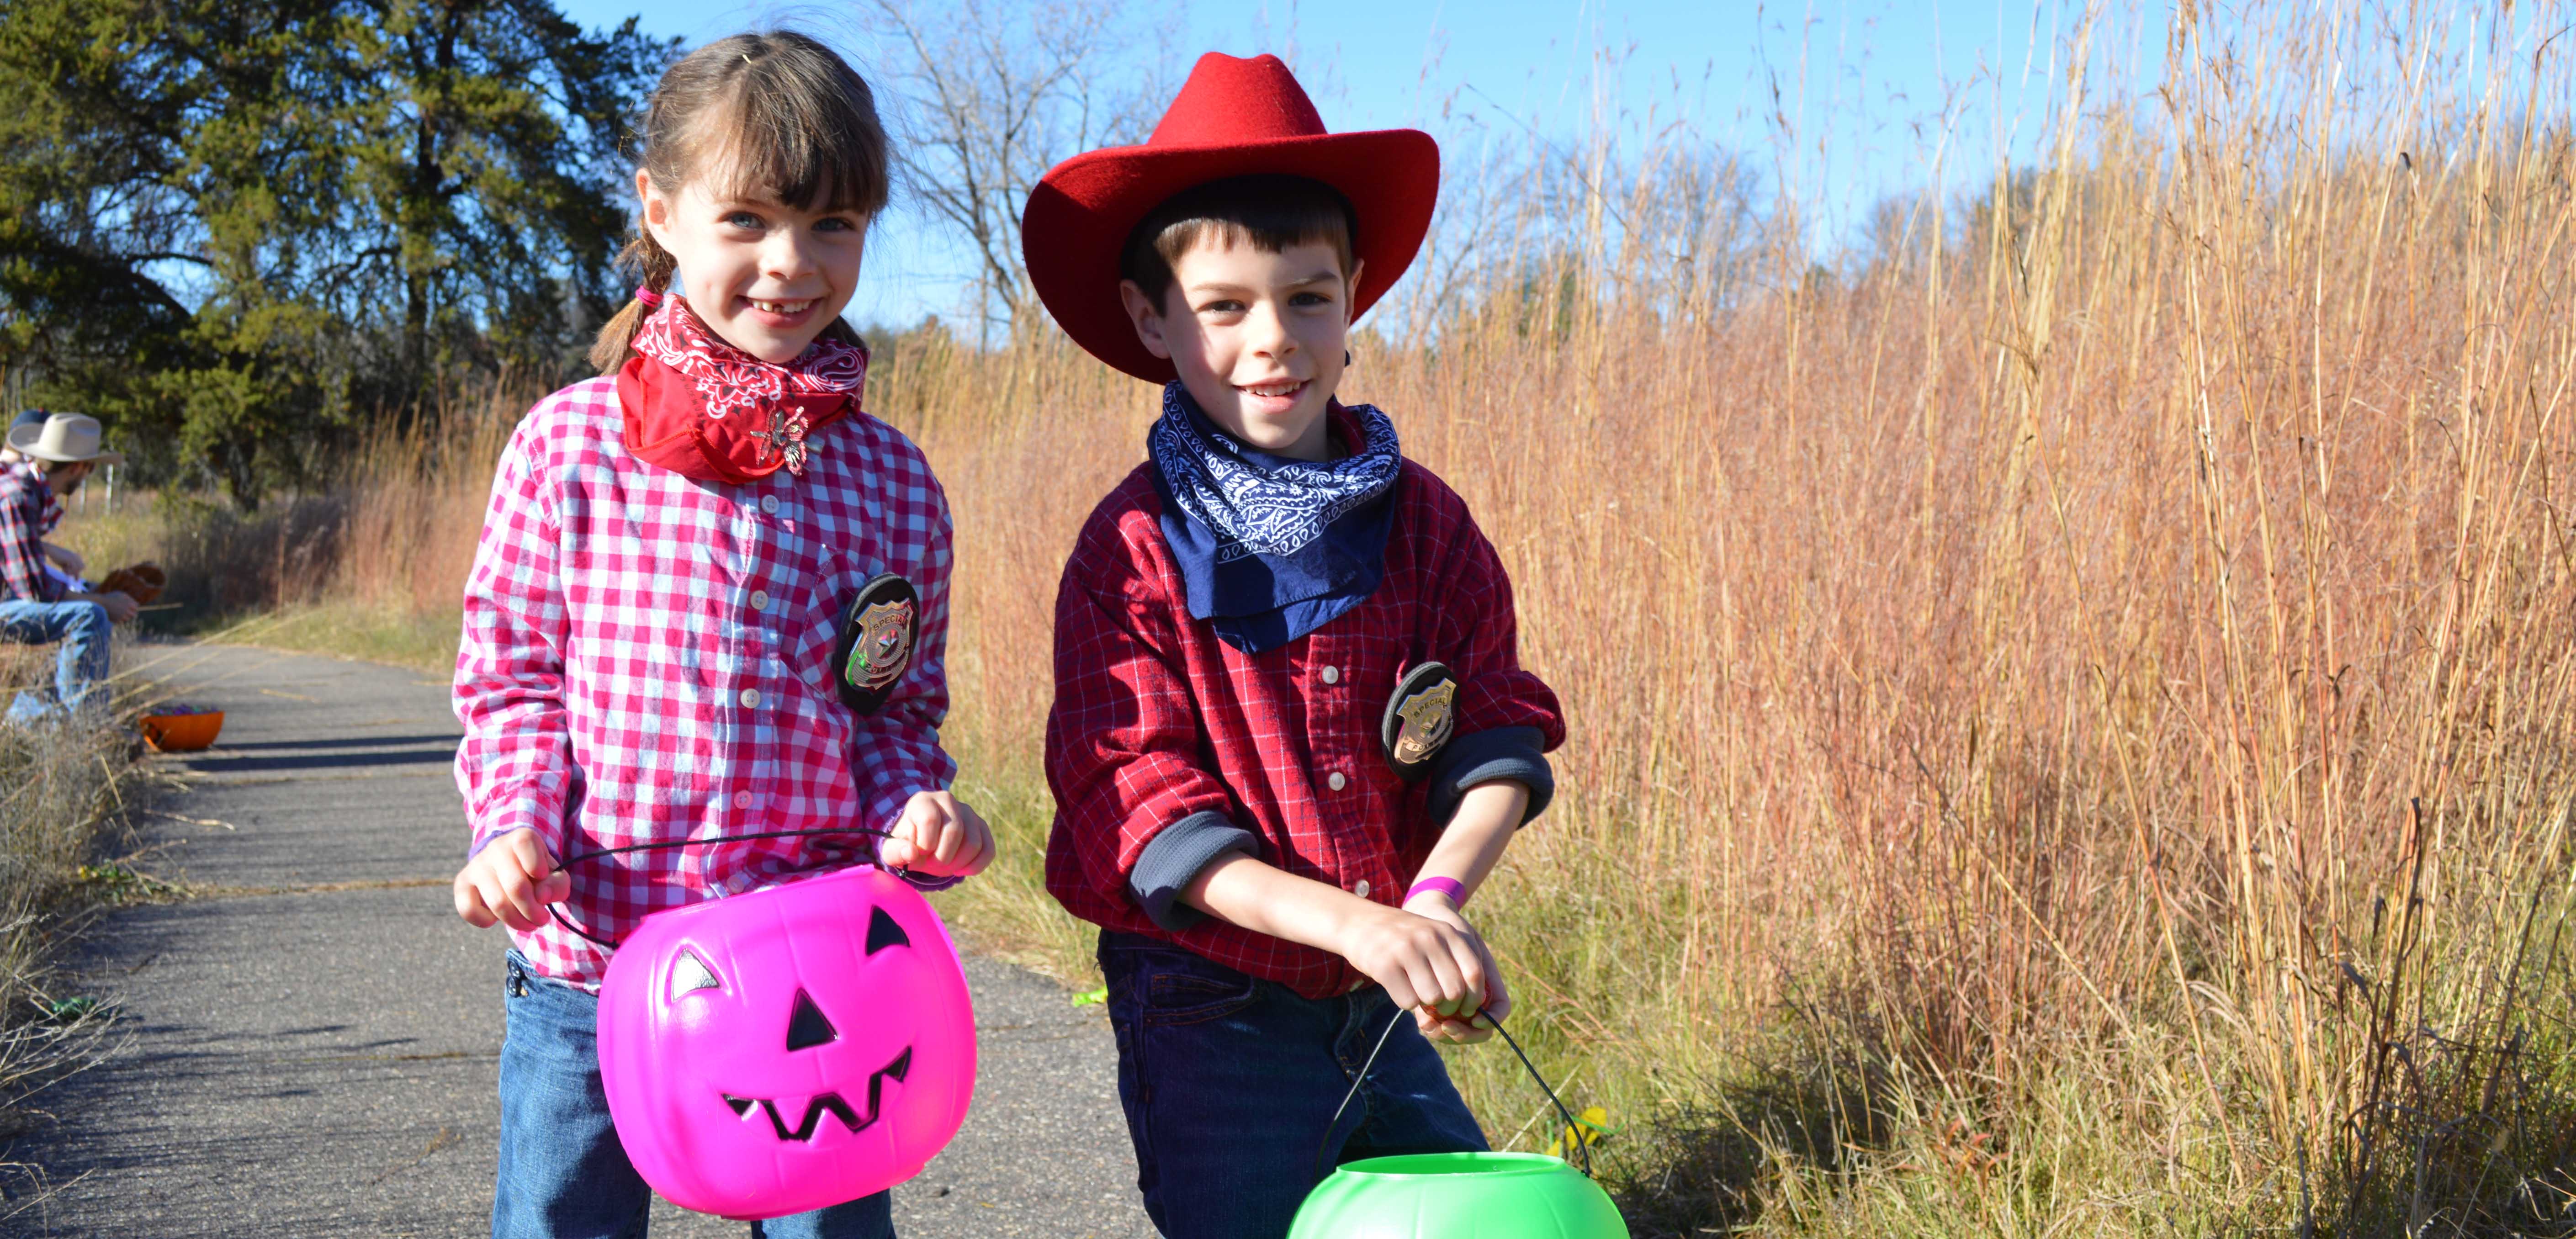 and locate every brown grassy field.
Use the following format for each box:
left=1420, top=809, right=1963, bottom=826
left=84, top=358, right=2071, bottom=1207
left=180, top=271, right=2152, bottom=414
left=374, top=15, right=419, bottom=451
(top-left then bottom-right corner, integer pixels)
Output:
left=53, top=6, right=2576, bottom=1234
